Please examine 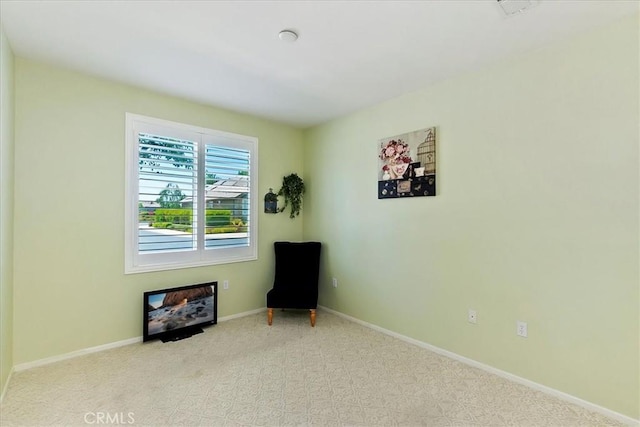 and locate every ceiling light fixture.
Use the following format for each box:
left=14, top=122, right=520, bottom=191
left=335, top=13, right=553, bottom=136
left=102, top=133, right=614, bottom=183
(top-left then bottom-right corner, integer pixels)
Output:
left=278, top=30, right=298, bottom=42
